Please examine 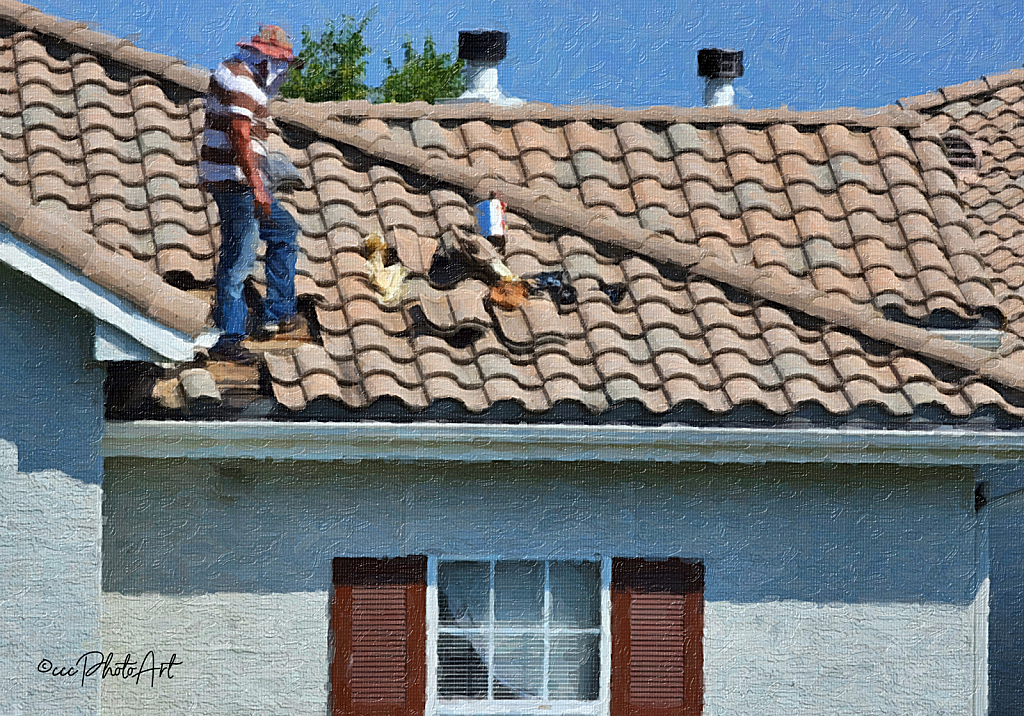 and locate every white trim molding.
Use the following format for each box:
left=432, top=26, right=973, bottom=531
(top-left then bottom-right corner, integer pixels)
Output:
left=973, top=505, right=990, bottom=716
left=426, top=557, right=610, bottom=716
left=0, top=229, right=210, bottom=362
left=104, top=420, right=1024, bottom=465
